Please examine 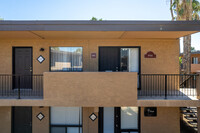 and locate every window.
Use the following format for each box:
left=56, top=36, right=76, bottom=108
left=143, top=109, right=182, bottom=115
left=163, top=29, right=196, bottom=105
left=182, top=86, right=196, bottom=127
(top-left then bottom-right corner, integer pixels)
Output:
left=51, top=107, right=82, bottom=133
left=121, top=107, right=138, bottom=130
left=192, top=57, right=198, bottom=64
left=50, top=47, right=83, bottom=71
left=120, top=48, right=139, bottom=72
